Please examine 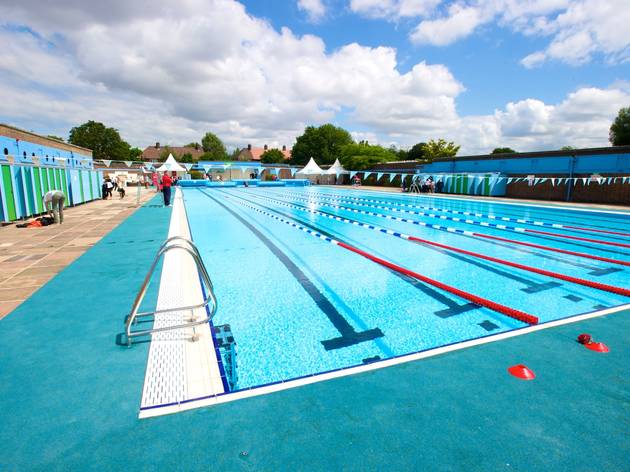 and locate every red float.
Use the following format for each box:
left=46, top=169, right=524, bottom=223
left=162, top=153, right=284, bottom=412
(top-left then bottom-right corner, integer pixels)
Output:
left=584, top=342, right=610, bottom=353
left=508, top=364, right=536, bottom=380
